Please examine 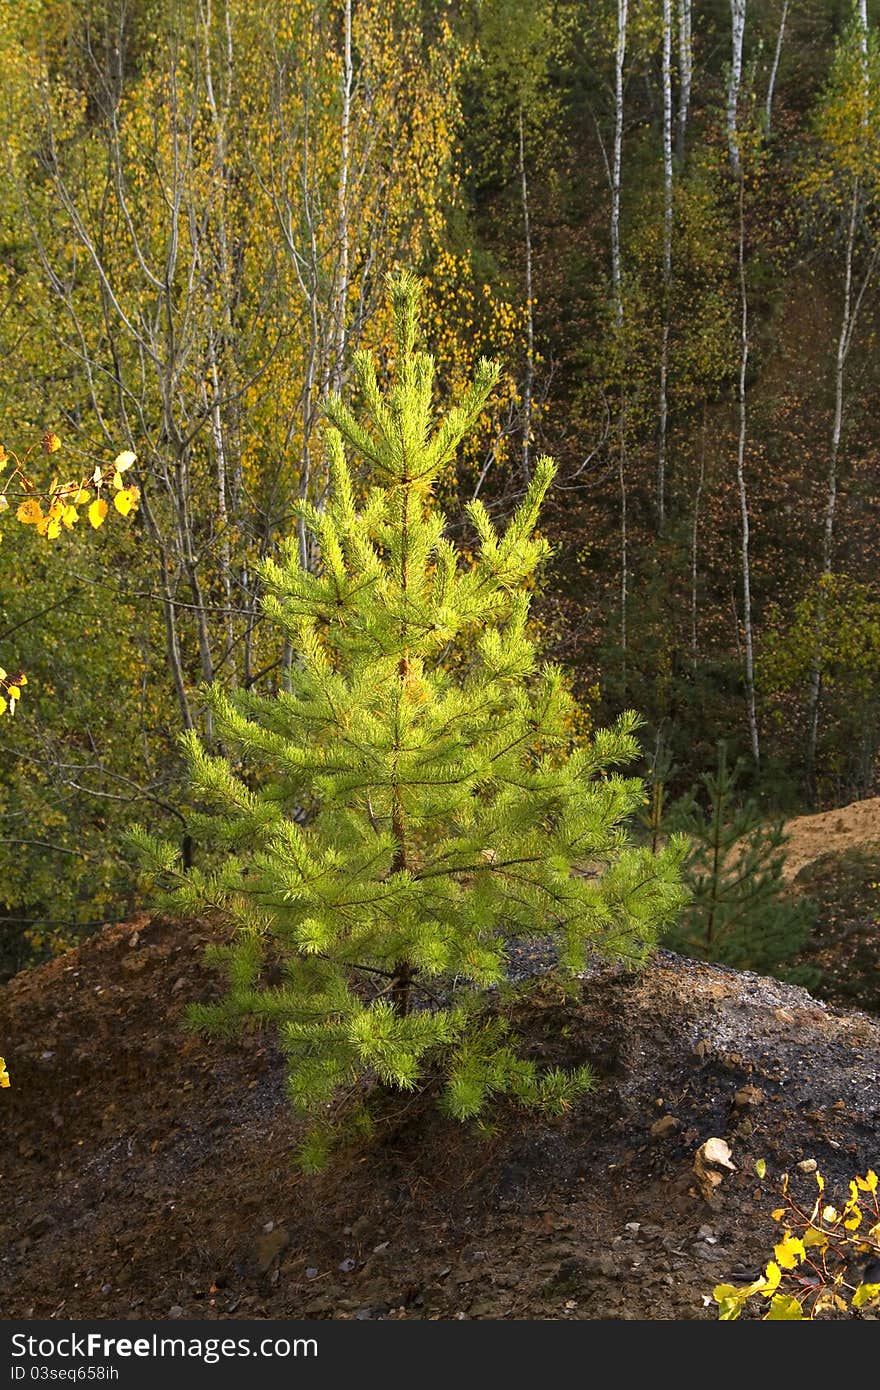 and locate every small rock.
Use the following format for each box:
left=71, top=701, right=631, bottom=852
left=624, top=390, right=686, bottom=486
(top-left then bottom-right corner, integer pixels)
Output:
left=305, top=1267, right=319, bottom=1280
left=651, top=1115, right=679, bottom=1139
left=734, top=1085, right=764, bottom=1109
left=797, top=1158, right=818, bottom=1174
left=168, top=1306, right=184, bottom=1319
left=253, top=1228, right=289, bottom=1274
left=339, top=1257, right=356, bottom=1273
left=625, top=1222, right=641, bottom=1233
